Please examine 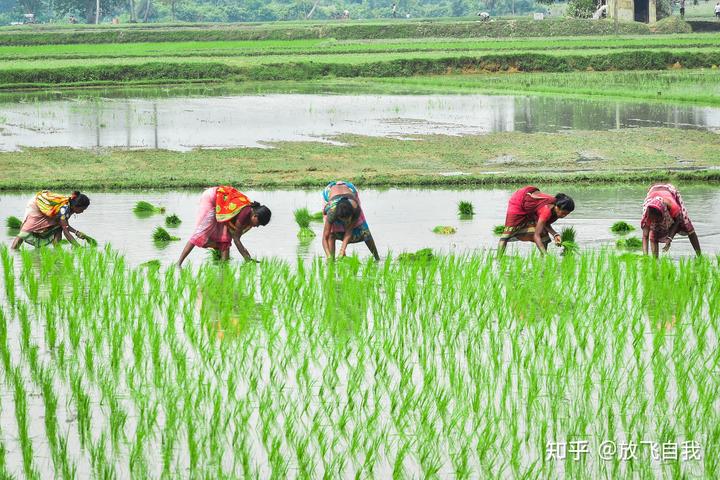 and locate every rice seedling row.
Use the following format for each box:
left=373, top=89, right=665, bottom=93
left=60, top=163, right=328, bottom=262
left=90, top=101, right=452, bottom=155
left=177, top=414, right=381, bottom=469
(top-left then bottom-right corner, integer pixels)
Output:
left=0, top=245, right=717, bottom=478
